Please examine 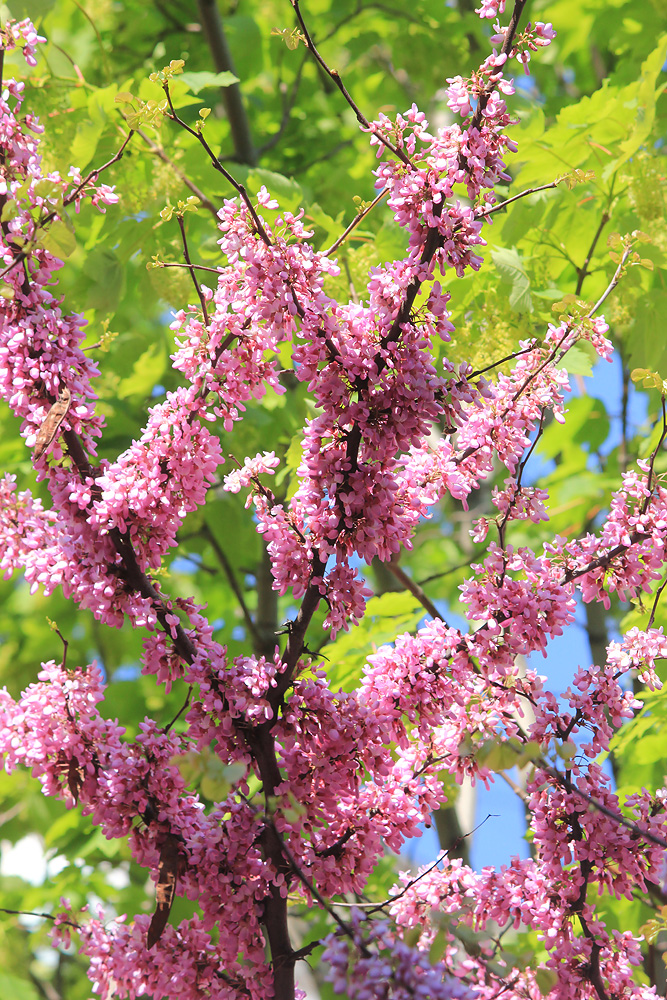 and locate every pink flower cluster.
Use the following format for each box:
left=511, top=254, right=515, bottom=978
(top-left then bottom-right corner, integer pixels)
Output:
left=322, top=911, right=472, bottom=999
left=0, top=658, right=277, bottom=997
left=493, top=20, right=559, bottom=74
left=1, top=18, right=45, bottom=65
left=87, top=386, right=222, bottom=567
